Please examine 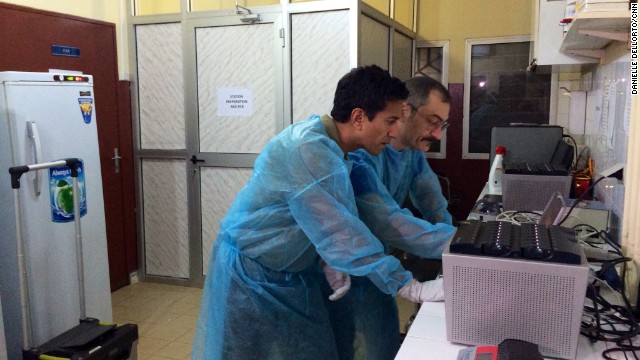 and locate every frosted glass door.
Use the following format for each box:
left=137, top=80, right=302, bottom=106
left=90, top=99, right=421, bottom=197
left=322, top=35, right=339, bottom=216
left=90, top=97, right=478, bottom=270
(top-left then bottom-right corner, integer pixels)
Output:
left=191, top=16, right=284, bottom=274
left=196, top=22, right=280, bottom=153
